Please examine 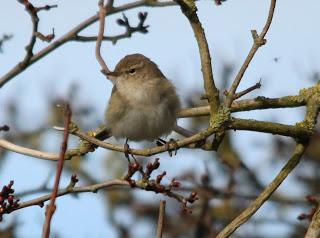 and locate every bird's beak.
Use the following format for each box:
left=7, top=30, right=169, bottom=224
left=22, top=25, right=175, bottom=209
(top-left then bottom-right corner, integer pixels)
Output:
left=104, top=71, right=119, bottom=84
